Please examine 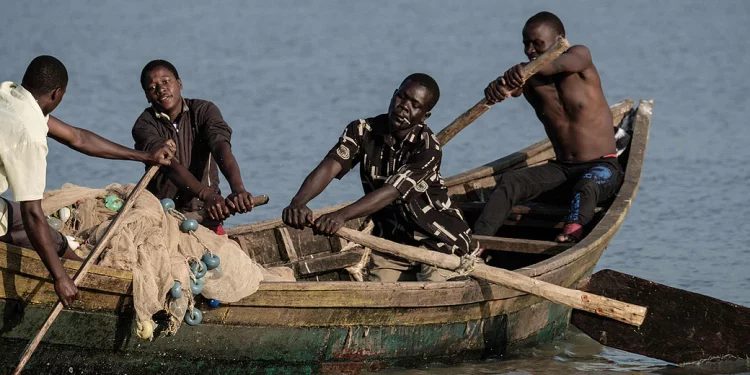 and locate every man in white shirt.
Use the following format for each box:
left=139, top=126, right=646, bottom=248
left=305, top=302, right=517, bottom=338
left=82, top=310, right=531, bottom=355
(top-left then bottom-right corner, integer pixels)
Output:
left=0, top=55, right=175, bottom=307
